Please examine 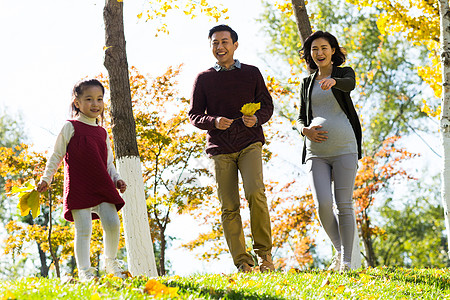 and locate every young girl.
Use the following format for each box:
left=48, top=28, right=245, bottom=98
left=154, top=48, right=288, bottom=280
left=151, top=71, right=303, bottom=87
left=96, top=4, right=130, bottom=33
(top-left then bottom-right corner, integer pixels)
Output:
left=37, top=79, right=128, bottom=281
left=297, top=31, right=362, bottom=272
